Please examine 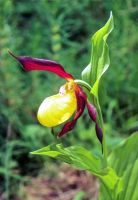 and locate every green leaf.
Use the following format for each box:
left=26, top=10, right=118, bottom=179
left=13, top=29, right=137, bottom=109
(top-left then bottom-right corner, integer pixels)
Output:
left=98, top=167, right=123, bottom=199
left=100, top=132, right=138, bottom=200
left=31, top=144, right=100, bottom=173
left=31, top=143, right=121, bottom=196
left=98, top=167, right=122, bottom=191
left=109, top=132, right=138, bottom=175
left=82, top=12, right=114, bottom=97
left=121, top=160, right=138, bottom=200
left=109, top=132, right=138, bottom=200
